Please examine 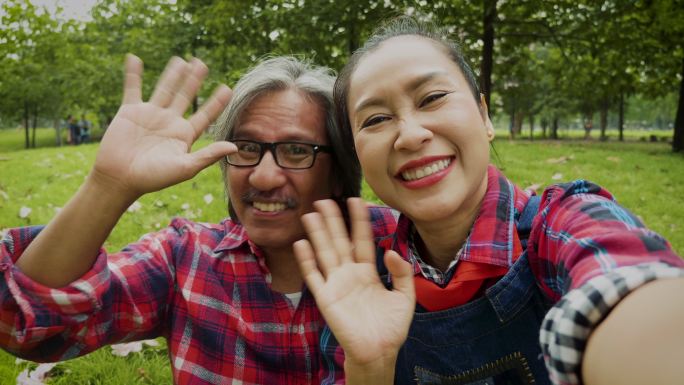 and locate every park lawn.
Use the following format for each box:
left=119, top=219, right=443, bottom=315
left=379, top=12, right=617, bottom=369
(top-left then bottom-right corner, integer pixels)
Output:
left=491, top=139, right=684, bottom=251
left=0, top=128, right=59, bottom=152
left=0, top=131, right=683, bottom=383
left=0, top=126, right=108, bottom=153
